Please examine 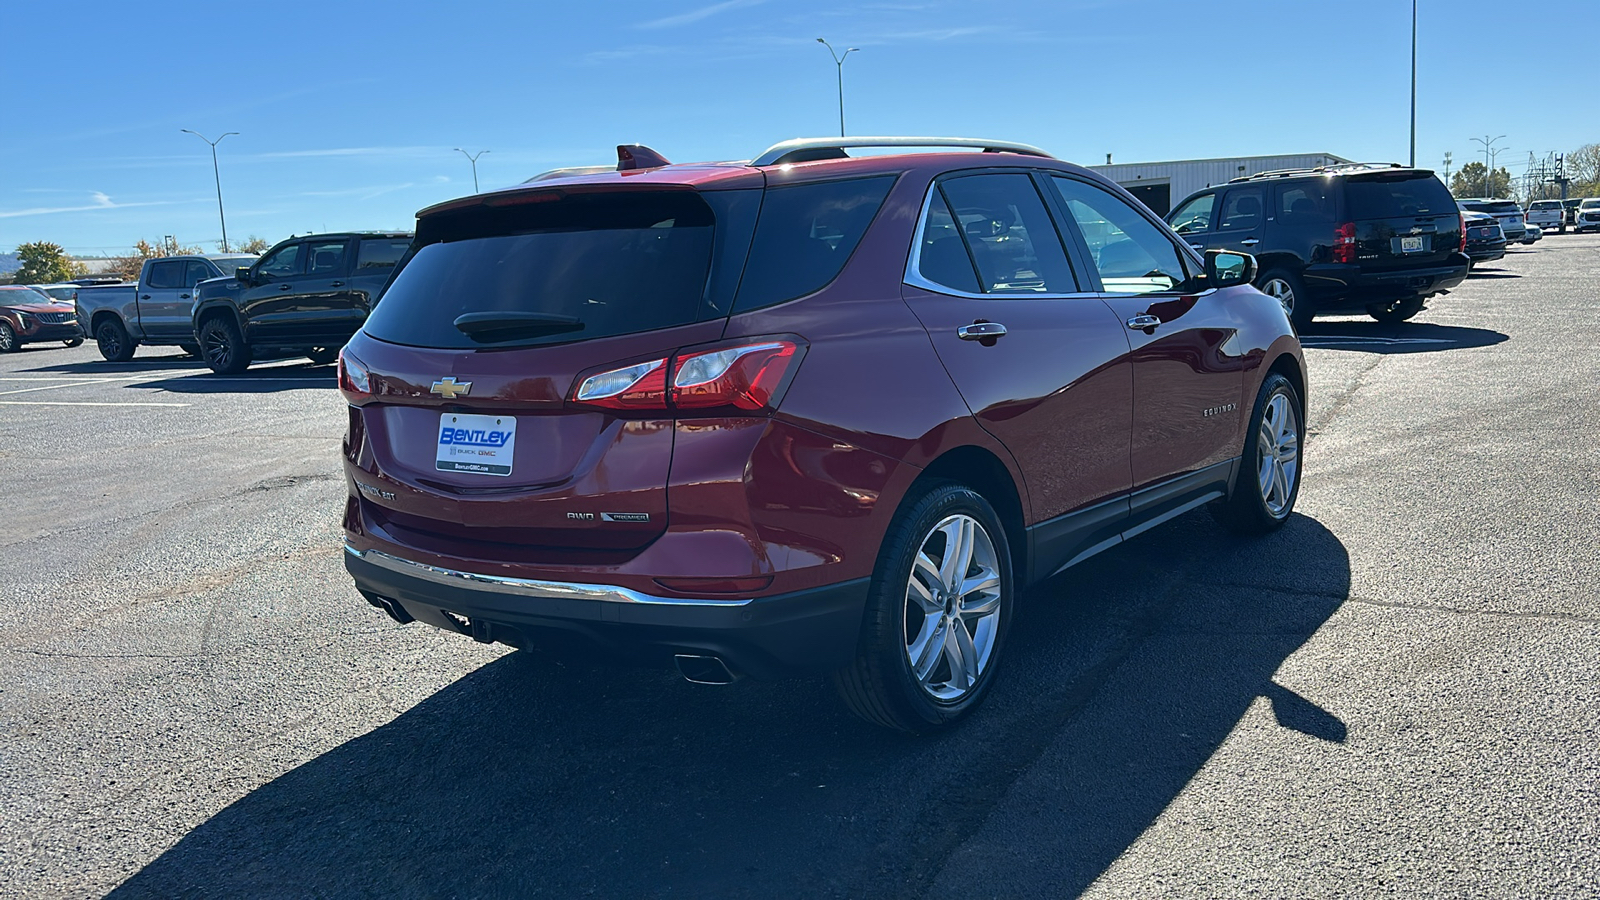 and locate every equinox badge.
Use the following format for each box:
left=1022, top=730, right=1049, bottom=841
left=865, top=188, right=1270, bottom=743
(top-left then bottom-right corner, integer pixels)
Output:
left=431, top=377, right=472, bottom=399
